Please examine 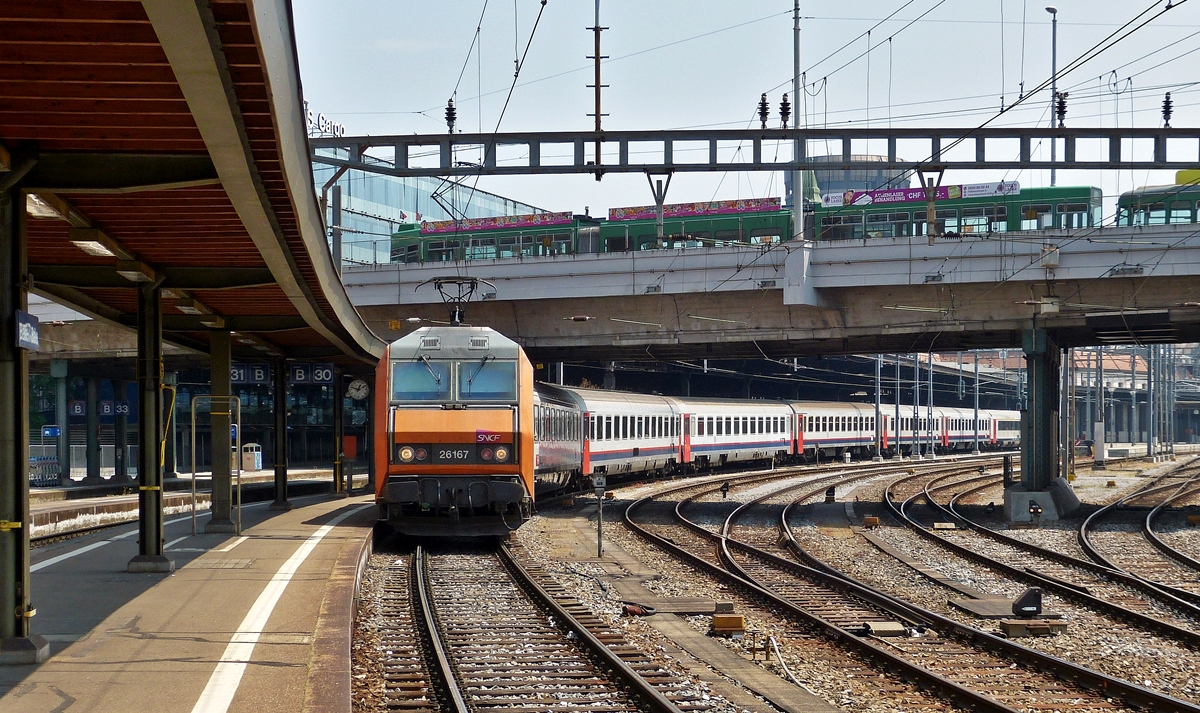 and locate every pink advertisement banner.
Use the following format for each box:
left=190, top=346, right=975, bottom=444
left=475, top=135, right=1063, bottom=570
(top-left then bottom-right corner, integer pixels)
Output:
left=821, top=181, right=1020, bottom=208
left=421, top=211, right=574, bottom=235
left=608, top=197, right=782, bottom=222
